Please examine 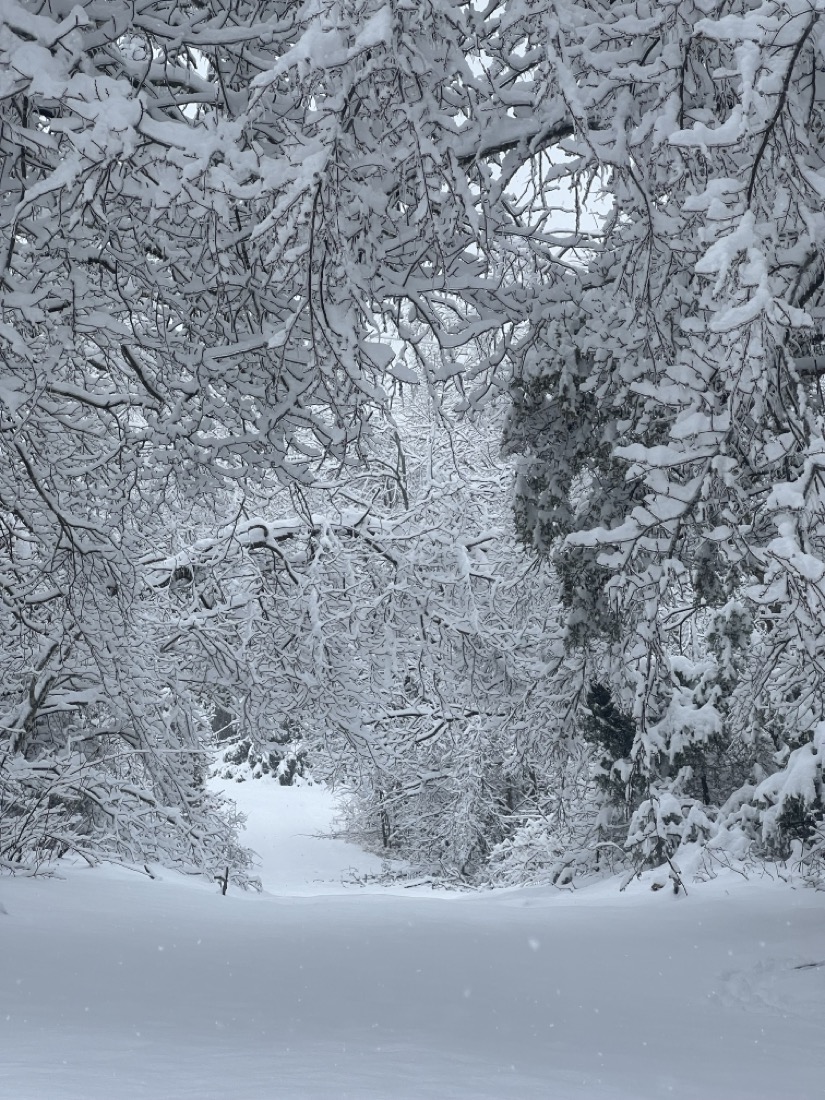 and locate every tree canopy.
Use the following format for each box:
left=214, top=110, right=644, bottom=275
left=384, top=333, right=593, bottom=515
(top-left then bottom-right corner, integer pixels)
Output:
left=2, top=0, right=825, bottom=887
